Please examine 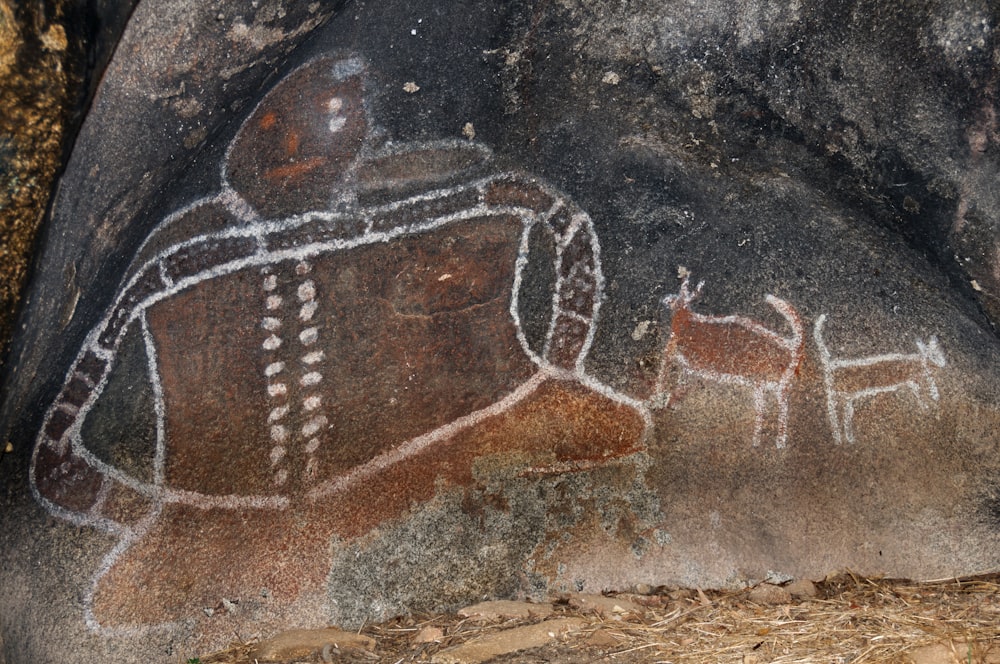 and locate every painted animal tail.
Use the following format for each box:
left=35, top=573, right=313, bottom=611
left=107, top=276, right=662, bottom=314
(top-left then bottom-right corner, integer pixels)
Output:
left=917, top=336, right=946, bottom=402
left=765, top=294, right=805, bottom=357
